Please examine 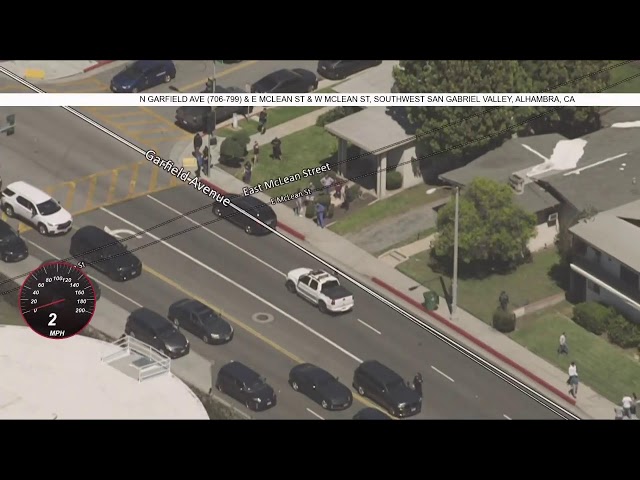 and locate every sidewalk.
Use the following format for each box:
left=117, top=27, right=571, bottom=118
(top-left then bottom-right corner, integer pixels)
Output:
left=0, top=61, right=114, bottom=82
left=182, top=112, right=616, bottom=419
